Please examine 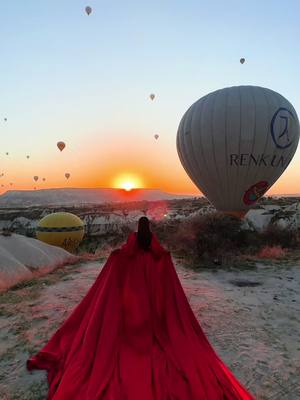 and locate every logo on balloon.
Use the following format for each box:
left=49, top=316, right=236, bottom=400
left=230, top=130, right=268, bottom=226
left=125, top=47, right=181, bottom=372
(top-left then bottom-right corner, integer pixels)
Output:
left=243, top=181, right=269, bottom=205
left=271, top=107, right=296, bottom=149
